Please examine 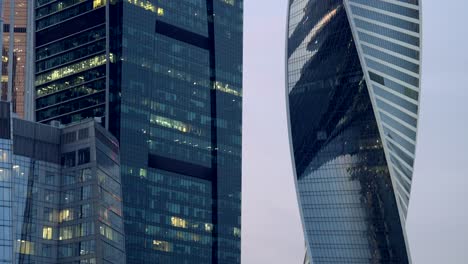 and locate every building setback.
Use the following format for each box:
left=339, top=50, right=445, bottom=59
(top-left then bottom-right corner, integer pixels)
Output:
left=286, top=0, right=421, bottom=263
left=33, top=1, right=243, bottom=263
left=0, top=101, right=125, bottom=263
